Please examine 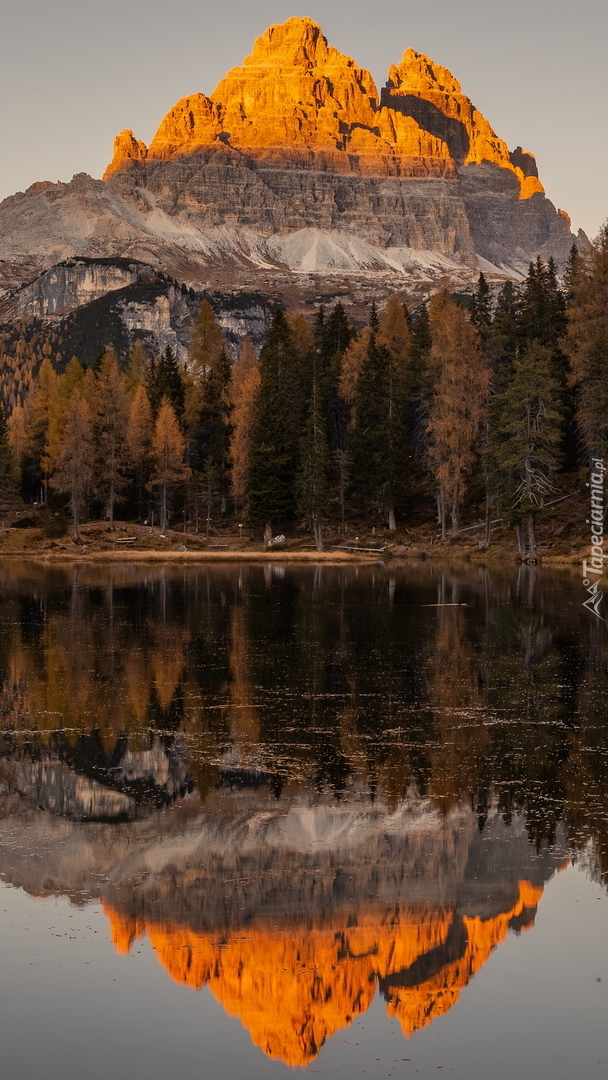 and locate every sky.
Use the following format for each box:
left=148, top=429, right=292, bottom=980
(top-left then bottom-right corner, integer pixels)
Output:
left=0, top=0, right=606, bottom=239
